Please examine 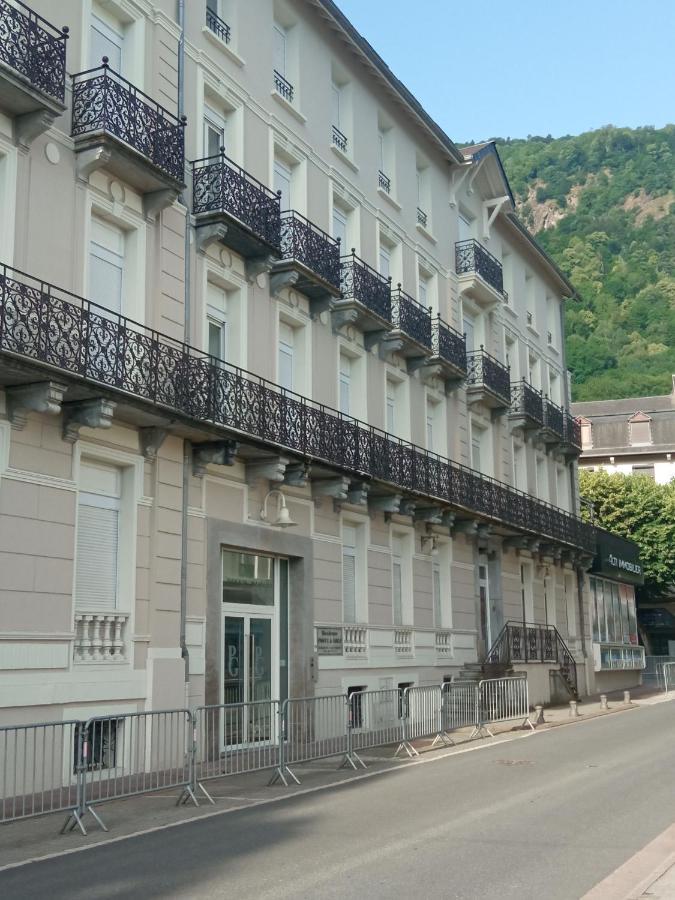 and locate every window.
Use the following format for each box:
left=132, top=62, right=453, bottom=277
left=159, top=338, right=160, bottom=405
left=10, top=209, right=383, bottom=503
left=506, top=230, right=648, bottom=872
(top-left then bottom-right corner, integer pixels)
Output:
left=90, top=13, right=123, bottom=71
left=628, top=412, right=652, bottom=446
left=505, top=334, right=519, bottom=382
left=339, top=353, right=351, bottom=416
left=632, top=463, right=655, bottom=479
left=377, top=119, right=393, bottom=192
left=564, top=572, right=576, bottom=641
left=273, top=159, right=292, bottom=211
left=471, top=429, right=481, bottom=471
left=273, top=23, right=287, bottom=77
left=278, top=322, right=294, bottom=391
left=432, top=561, right=441, bottom=627
left=470, top=419, right=491, bottom=475
left=525, top=273, right=535, bottom=326
left=342, top=525, right=357, bottom=624
left=418, top=275, right=428, bottom=307
left=76, top=719, right=119, bottom=773
left=416, top=159, right=430, bottom=228
left=392, top=538, right=403, bottom=626
left=379, top=243, right=391, bottom=280
left=89, top=217, right=124, bottom=316
left=332, top=205, right=348, bottom=249
left=426, top=394, right=444, bottom=454
left=512, top=440, right=526, bottom=491
left=206, top=282, right=227, bottom=362
left=203, top=107, right=226, bottom=159
left=528, top=354, right=541, bottom=391
left=579, top=418, right=593, bottom=449
left=556, top=466, right=568, bottom=510
left=386, top=378, right=396, bottom=433
left=536, top=455, right=547, bottom=503
left=75, top=461, right=121, bottom=613
left=520, top=563, right=534, bottom=622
